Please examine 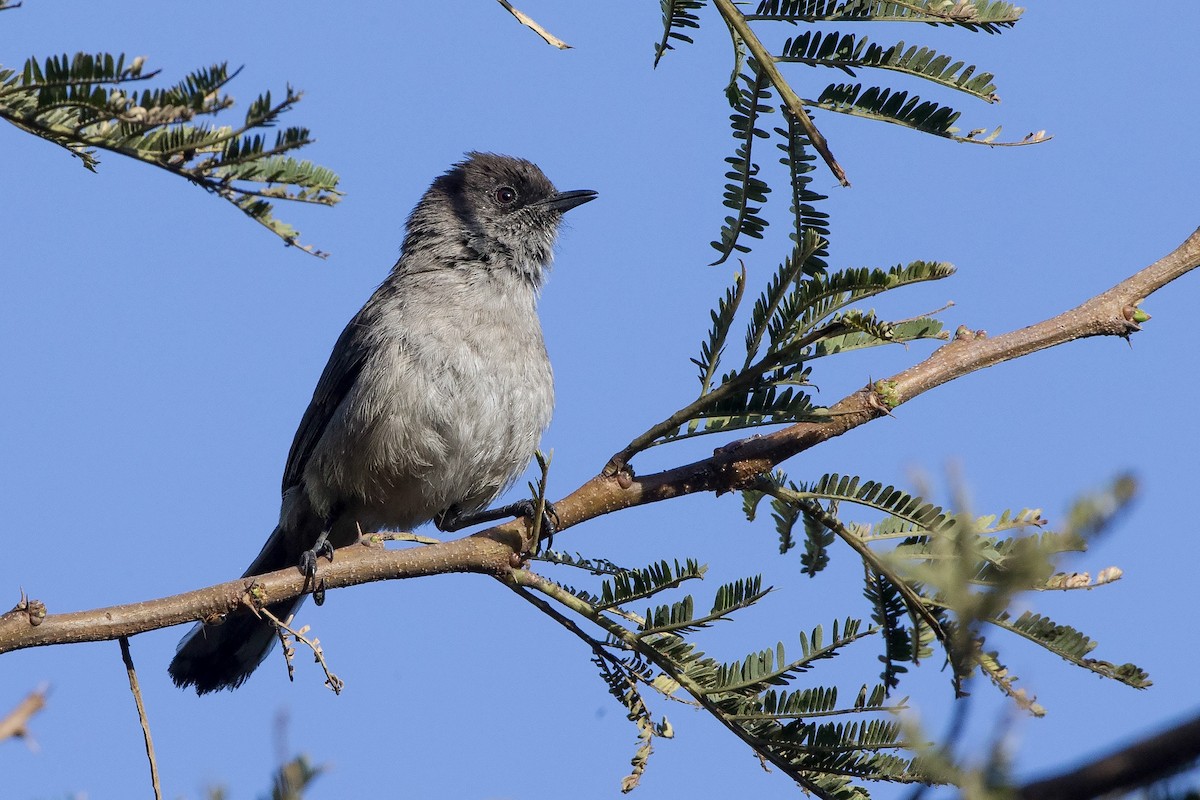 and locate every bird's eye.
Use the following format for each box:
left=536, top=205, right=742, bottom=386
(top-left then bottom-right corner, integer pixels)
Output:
left=494, top=186, right=518, bottom=205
